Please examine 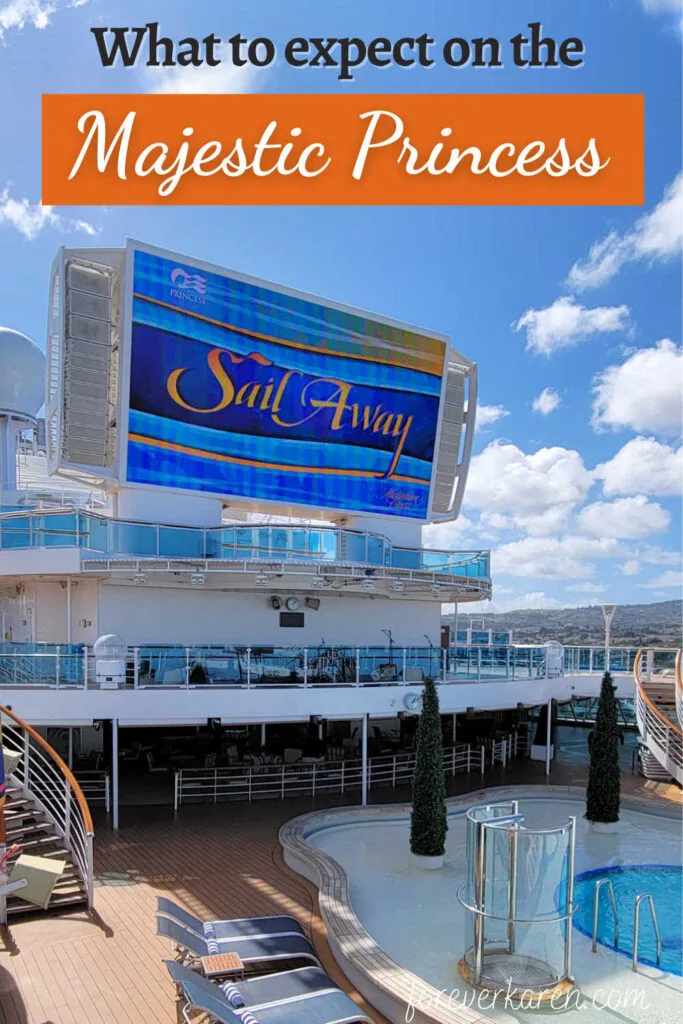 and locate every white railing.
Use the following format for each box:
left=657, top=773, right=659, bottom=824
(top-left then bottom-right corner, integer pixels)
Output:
left=676, top=650, right=683, bottom=730
left=174, top=743, right=486, bottom=808
left=74, top=770, right=110, bottom=812
left=633, top=650, right=683, bottom=785
left=0, top=706, right=95, bottom=915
